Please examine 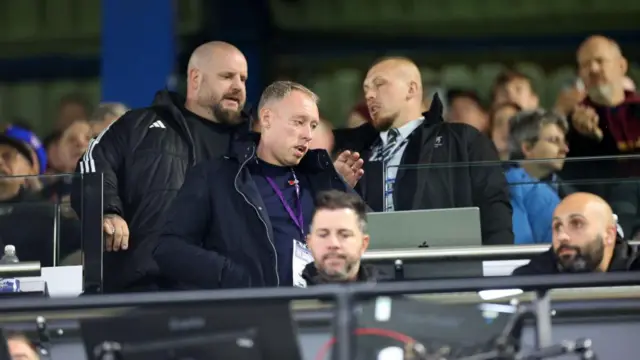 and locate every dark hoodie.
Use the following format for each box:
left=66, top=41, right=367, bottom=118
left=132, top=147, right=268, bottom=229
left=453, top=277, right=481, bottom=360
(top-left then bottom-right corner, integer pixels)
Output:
left=512, top=241, right=640, bottom=275
left=301, top=262, right=381, bottom=286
